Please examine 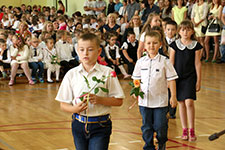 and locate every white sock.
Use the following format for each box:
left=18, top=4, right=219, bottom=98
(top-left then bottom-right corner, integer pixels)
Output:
left=118, top=65, right=128, bottom=76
